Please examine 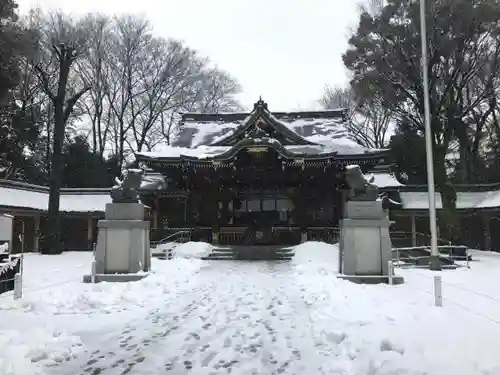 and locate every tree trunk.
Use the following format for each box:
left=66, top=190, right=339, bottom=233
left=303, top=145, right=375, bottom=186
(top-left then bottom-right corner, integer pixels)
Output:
left=41, top=45, right=72, bottom=254
left=46, top=102, right=52, bottom=175
left=434, top=148, right=460, bottom=244
left=45, top=103, right=65, bottom=254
